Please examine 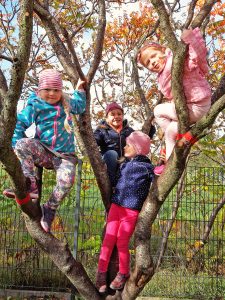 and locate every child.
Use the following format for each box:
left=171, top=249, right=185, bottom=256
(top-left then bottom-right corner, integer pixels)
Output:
left=137, top=27, right=211, bottom=175
left=94, top=102, right=155, bottom=187
left=3, top=69, right=86, bottom=232
left=95, top=131, right=154, bottom=293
